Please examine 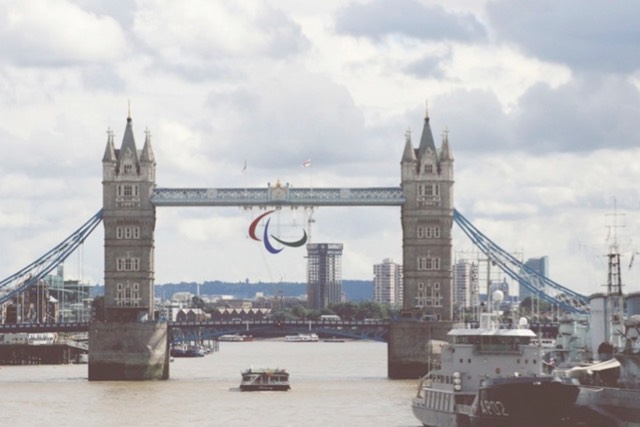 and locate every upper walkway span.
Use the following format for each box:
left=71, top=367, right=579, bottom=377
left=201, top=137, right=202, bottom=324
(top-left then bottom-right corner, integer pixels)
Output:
left=151, top=186, right=404, bottom=207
